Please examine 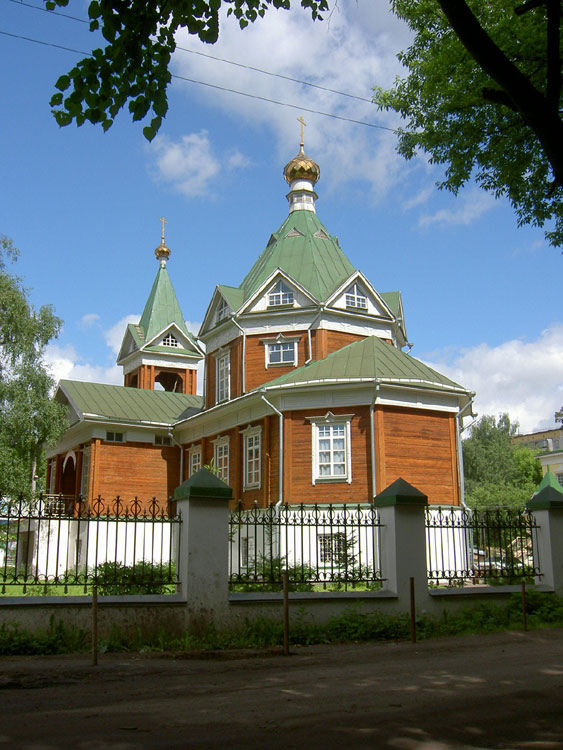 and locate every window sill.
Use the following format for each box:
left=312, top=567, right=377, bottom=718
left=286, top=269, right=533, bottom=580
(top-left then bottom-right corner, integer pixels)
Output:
left=267, top=361, right=296, bottom=368
left=314, top=477, right=349, bottom=484
left=267, top=304, right=295, bottom=311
